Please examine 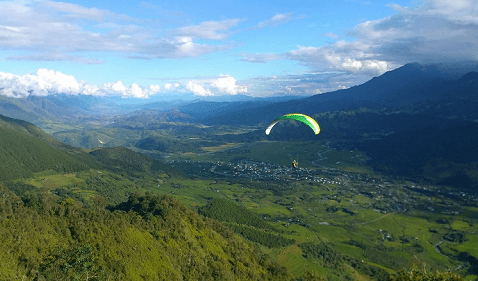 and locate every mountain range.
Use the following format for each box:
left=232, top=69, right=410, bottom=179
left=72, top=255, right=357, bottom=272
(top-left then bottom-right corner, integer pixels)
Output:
left=1, top=61, right=478, bottom=191
left=1, top=61, right=478, bottom=280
